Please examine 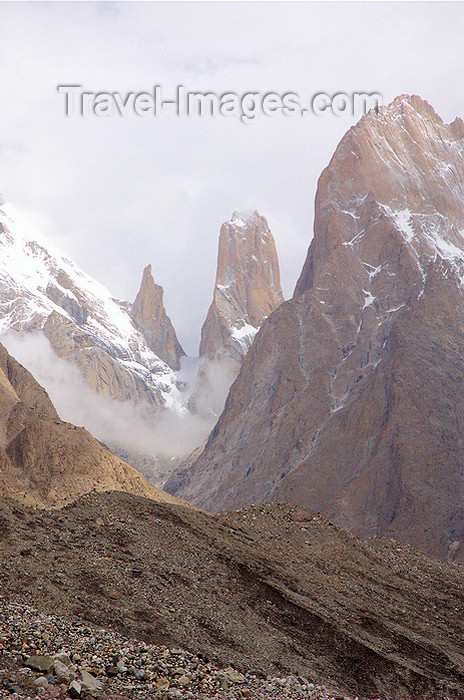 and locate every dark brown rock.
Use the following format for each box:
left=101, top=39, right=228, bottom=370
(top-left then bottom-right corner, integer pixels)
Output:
left=1, top=493, right=464, bottom=699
